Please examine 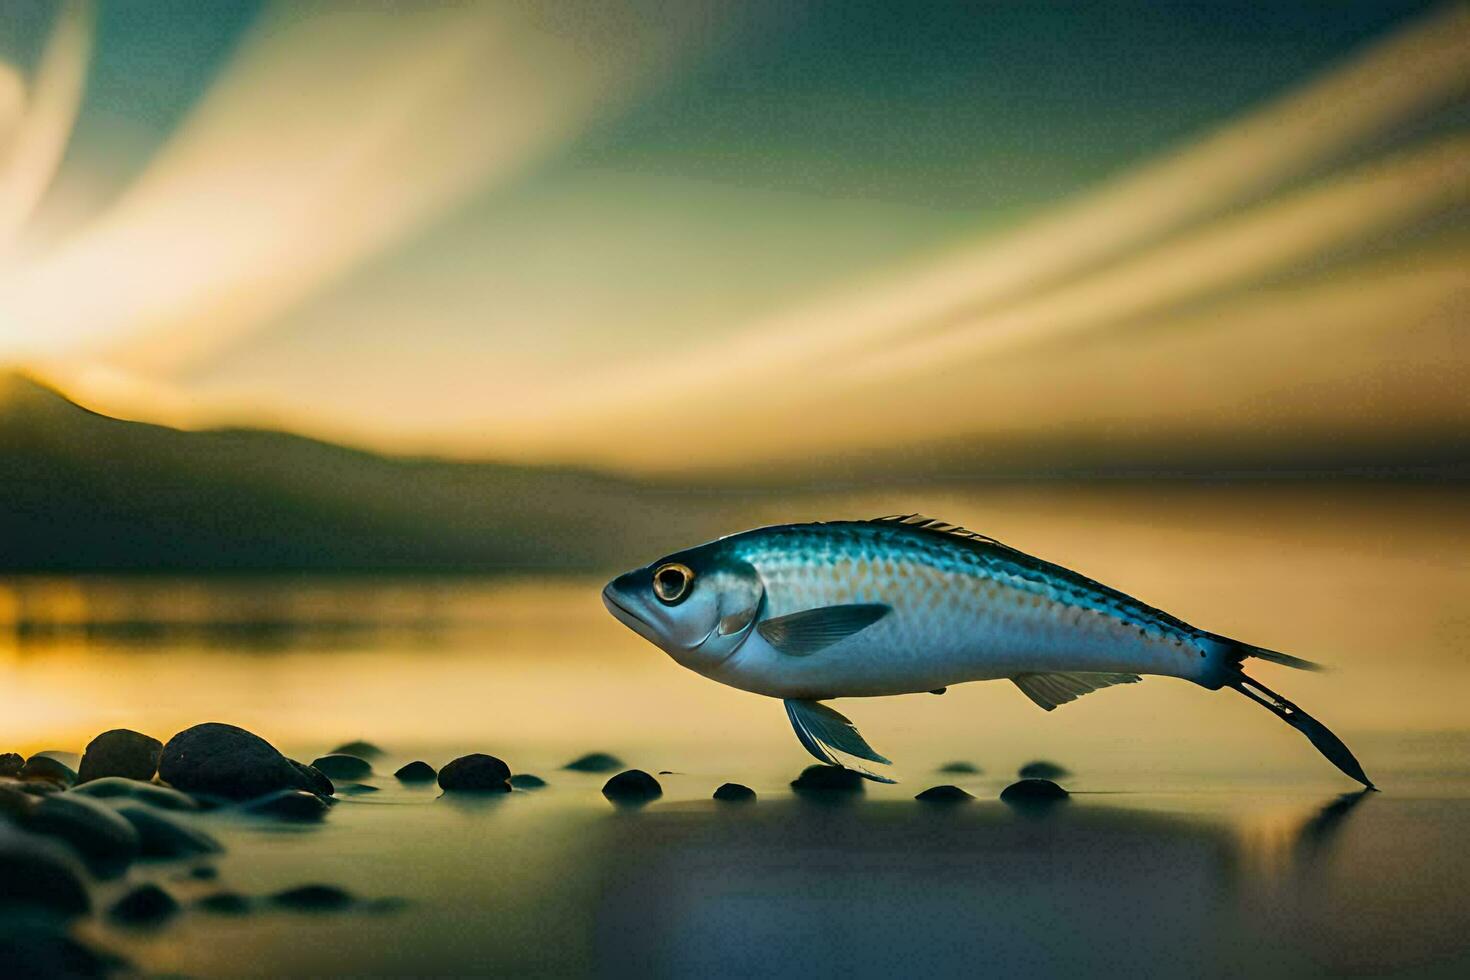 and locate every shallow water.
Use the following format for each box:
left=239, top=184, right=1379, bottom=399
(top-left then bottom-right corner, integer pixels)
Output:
left=3, top=485, right=1468, bottom=977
